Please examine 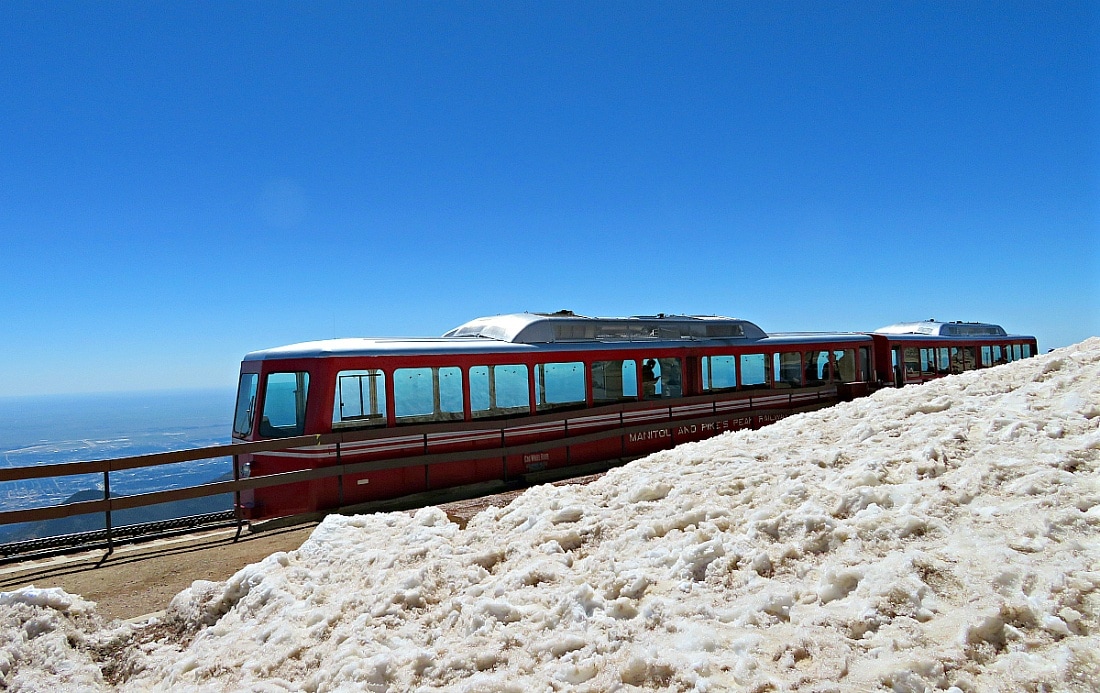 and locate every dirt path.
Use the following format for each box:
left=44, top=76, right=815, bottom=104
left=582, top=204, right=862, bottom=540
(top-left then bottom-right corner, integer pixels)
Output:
left=0, top=523, right=320, bottom=621
left=0, top=482, right=575, bottom=622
